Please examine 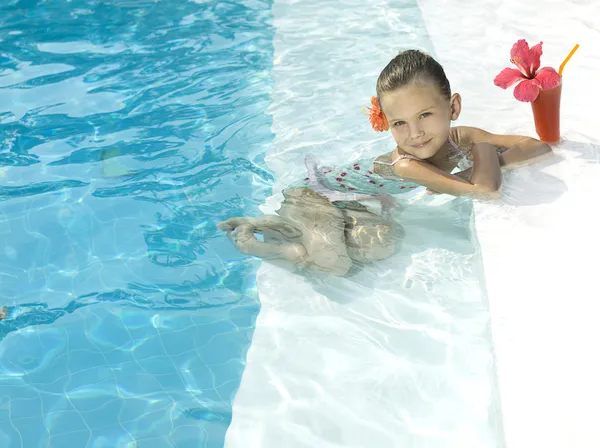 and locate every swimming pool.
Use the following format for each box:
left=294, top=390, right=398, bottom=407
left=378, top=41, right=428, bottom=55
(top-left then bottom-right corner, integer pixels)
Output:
left=1, top=0, right=274, bottom=446
left=3, top=0, right=599, bottom=447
